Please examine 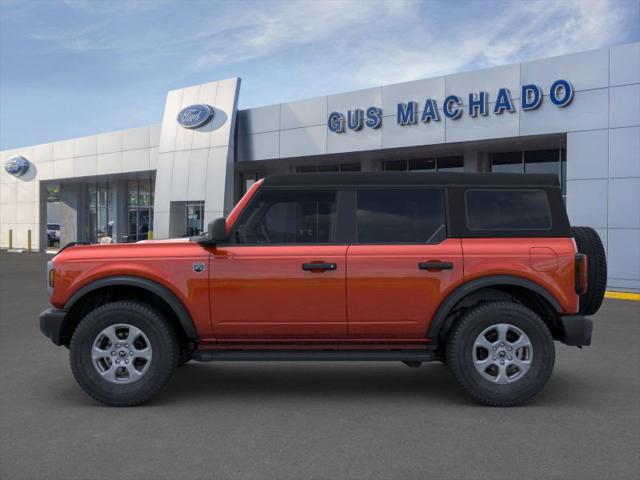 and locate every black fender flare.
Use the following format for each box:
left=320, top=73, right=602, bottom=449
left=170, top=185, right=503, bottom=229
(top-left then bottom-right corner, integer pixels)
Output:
left=426, top=275, right=563, bottom=341
left=65, top=275, right=198, bottom=340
